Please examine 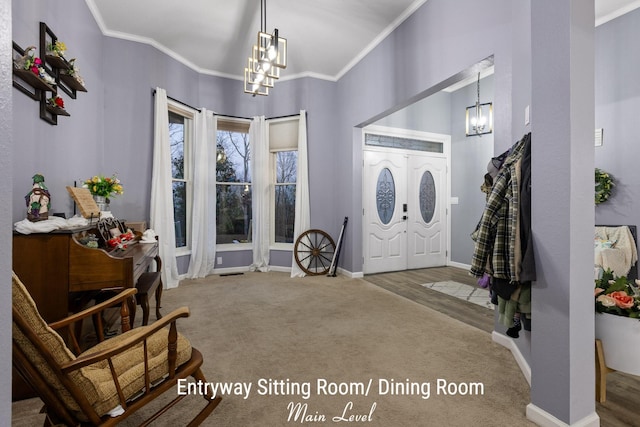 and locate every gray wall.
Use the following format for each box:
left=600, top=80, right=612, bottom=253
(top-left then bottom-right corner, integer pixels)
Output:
left=450, top=75, right=495, bottom=265
left=594, top=8, right=640, bottom=229
left=372, top=76, right=496, bottom=267
left=374, top=90, right=452, bottom=134
left=1, top=0, right=12, bottom=422
left=5, top=0, right=606, bottom=424
left=12, top=0, right=107, bottom=220
left=335, top=0, right=514, bottom=275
